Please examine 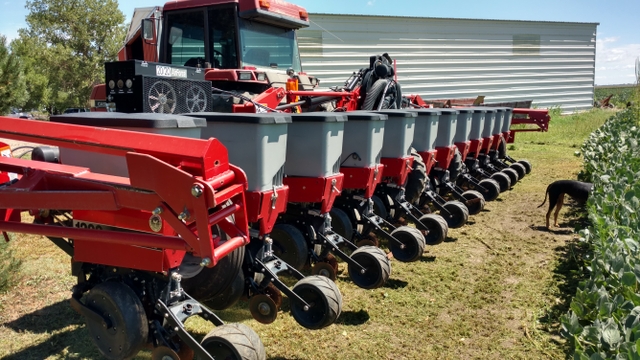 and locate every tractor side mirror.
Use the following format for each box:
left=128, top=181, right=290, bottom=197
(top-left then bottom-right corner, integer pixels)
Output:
left=142, top=19, right=154, bottom=41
